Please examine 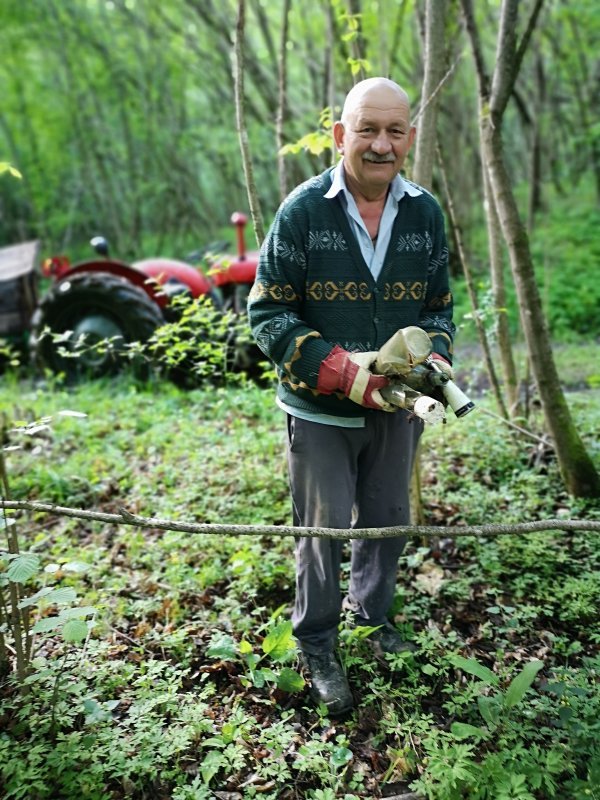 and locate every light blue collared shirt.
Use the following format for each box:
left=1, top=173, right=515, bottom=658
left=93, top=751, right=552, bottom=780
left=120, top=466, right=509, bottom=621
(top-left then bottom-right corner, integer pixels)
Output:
left=323, top=162, right=422, bottom=281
